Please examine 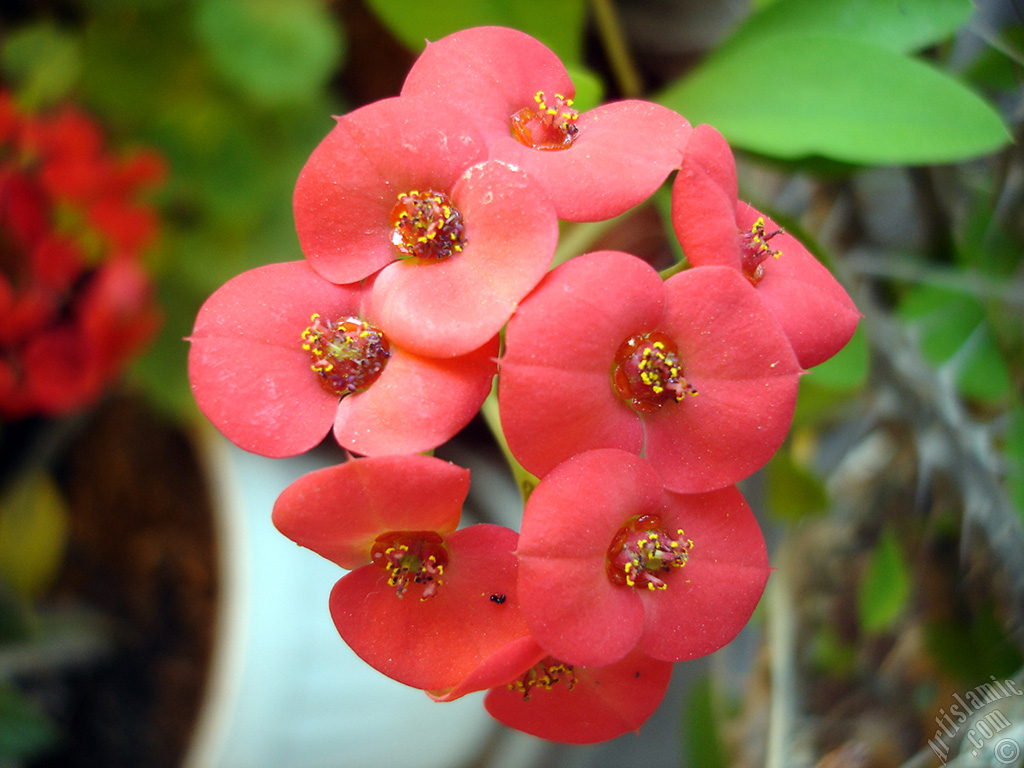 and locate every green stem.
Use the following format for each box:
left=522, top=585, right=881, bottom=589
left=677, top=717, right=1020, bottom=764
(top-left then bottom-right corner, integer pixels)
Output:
left=590, top=0, right=644, bottom=98
left=479, top=385, right=539, bottom=503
